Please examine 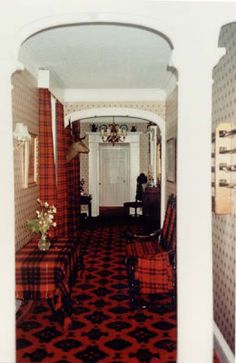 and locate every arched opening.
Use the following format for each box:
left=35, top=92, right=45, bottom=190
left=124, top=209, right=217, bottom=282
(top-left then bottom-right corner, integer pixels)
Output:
left=14, top=20, right=178, bottom=363
left=65, top=108, right=166, bottom=224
